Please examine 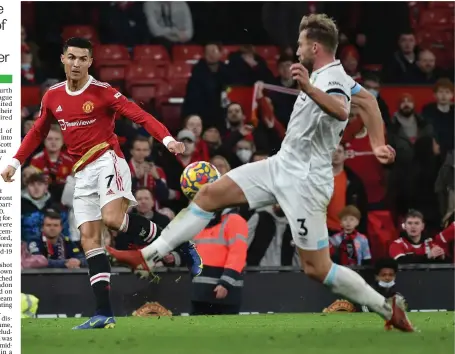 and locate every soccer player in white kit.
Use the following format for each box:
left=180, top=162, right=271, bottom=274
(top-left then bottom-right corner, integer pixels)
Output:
left=108, top=14, right=414, bottom=331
